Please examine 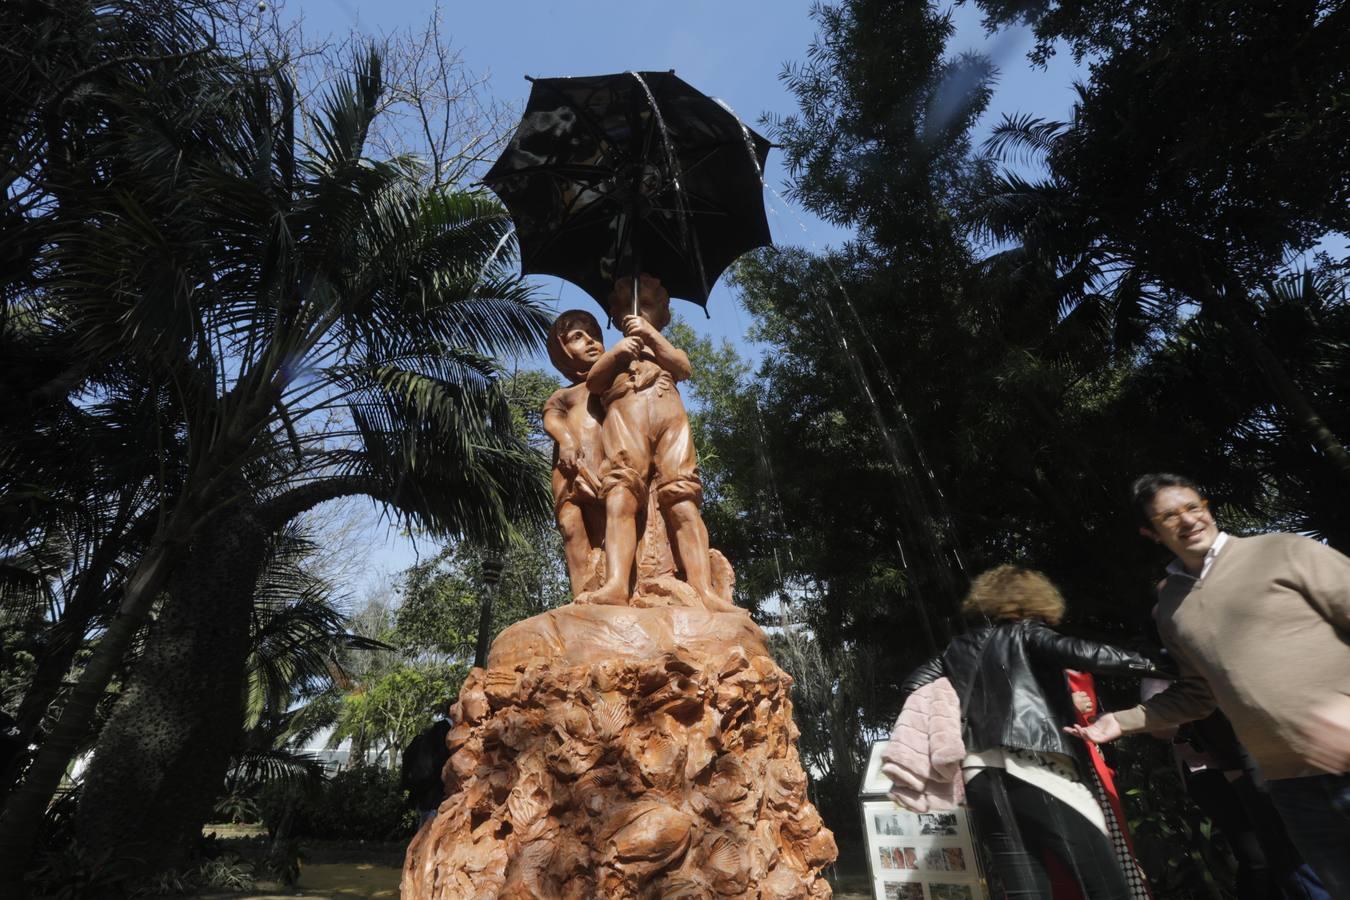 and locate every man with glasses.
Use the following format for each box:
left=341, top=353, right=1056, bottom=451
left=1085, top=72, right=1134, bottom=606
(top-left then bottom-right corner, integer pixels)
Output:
left=1066, top=473, right=1350, bottom=895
